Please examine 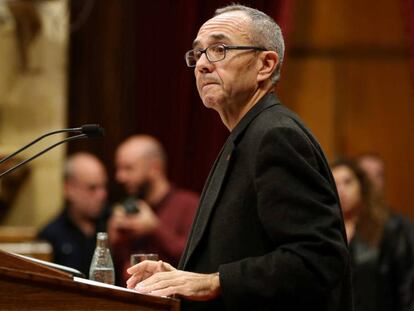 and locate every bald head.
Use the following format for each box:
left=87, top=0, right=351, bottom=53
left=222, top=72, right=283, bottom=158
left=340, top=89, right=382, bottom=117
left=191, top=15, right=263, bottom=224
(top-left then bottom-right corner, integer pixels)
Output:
left=115, top=135, right=167, bottom=196
left=65, top=152, right=106, bottom=182
left=64, top=152, right=107, bottom=220
left=116, top=135, right=166, bottom=168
